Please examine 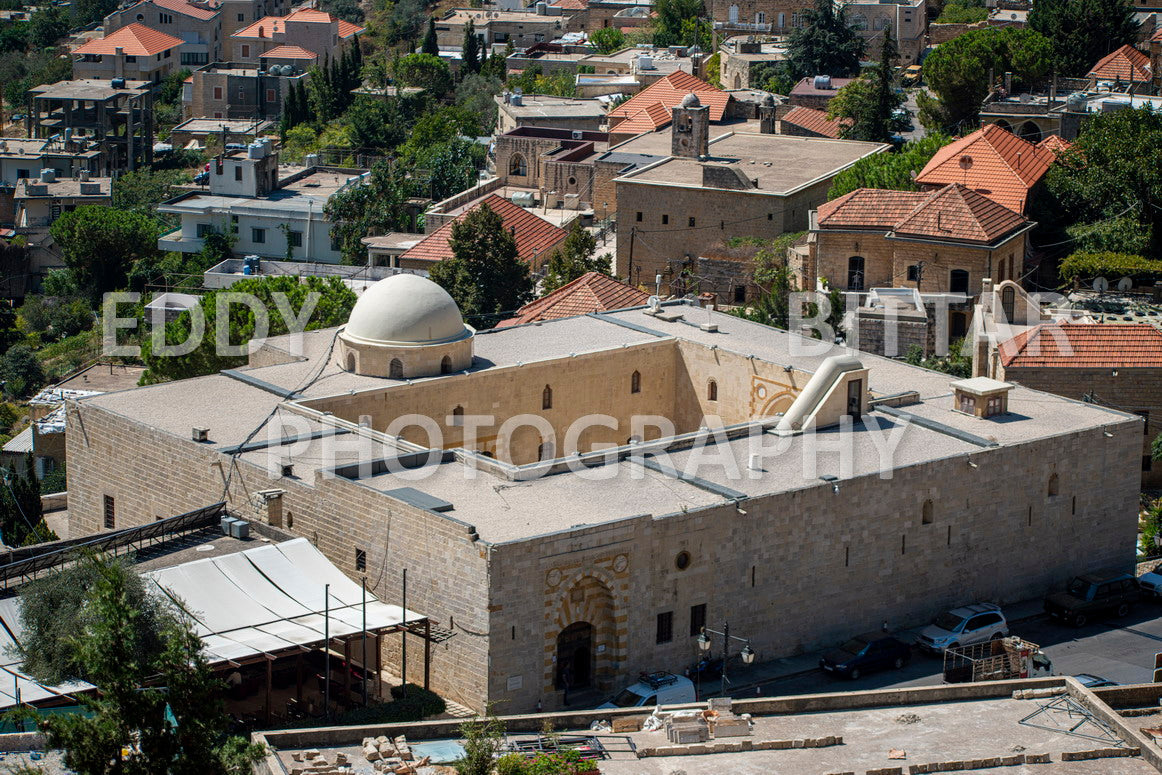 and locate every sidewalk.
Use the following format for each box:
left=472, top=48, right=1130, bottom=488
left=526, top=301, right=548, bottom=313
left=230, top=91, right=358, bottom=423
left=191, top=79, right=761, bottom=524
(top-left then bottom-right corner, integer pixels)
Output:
left=692, top=597, right=1047, bottom=698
